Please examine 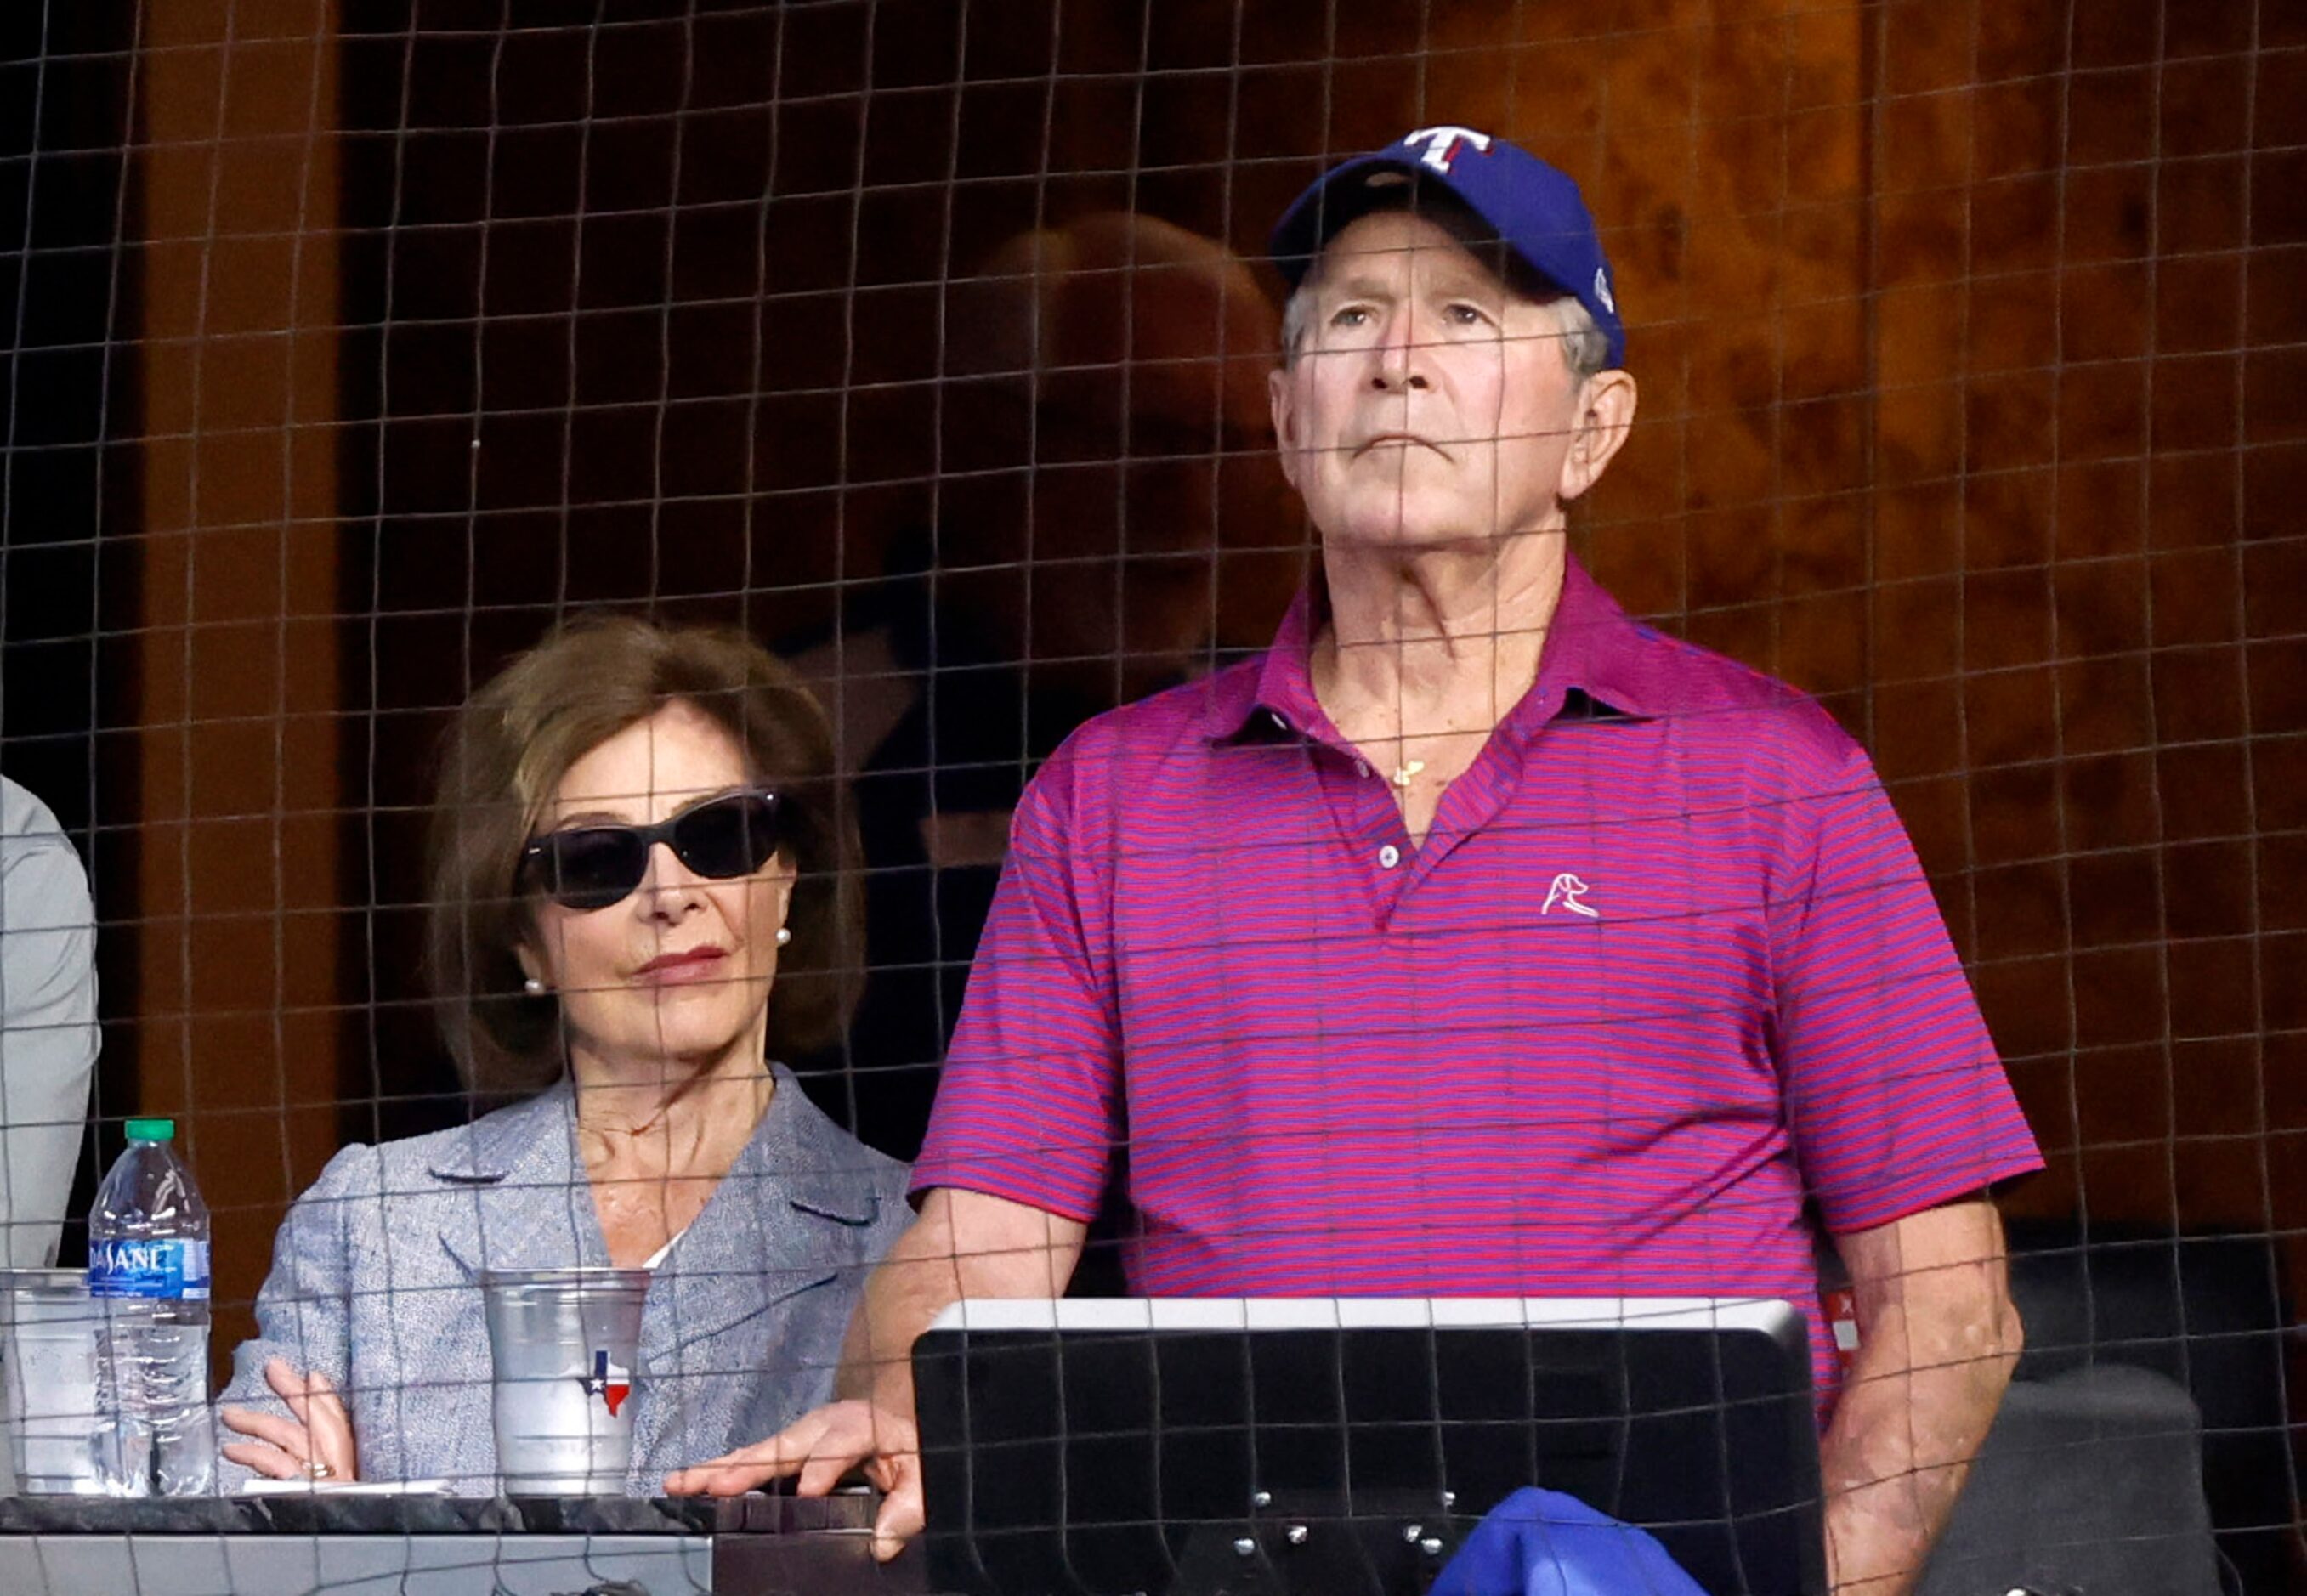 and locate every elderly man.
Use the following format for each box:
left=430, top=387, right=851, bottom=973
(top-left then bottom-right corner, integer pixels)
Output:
left=675, top=129, right=2043, bottom=1594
